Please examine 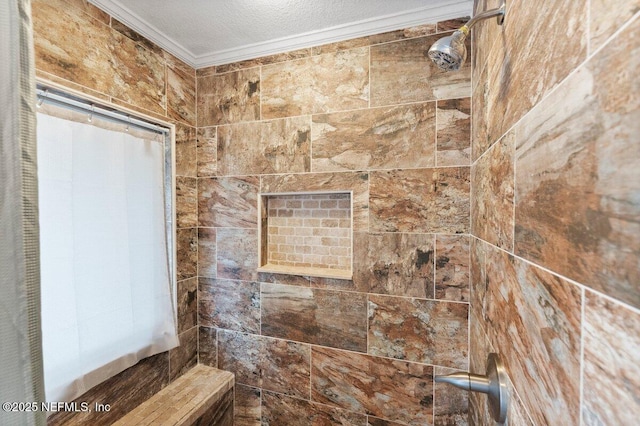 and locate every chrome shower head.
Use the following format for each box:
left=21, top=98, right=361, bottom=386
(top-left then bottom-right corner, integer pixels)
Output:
left=427, top=29, right=468, bottom=72
left=428, top=2, right=506, bottom=72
